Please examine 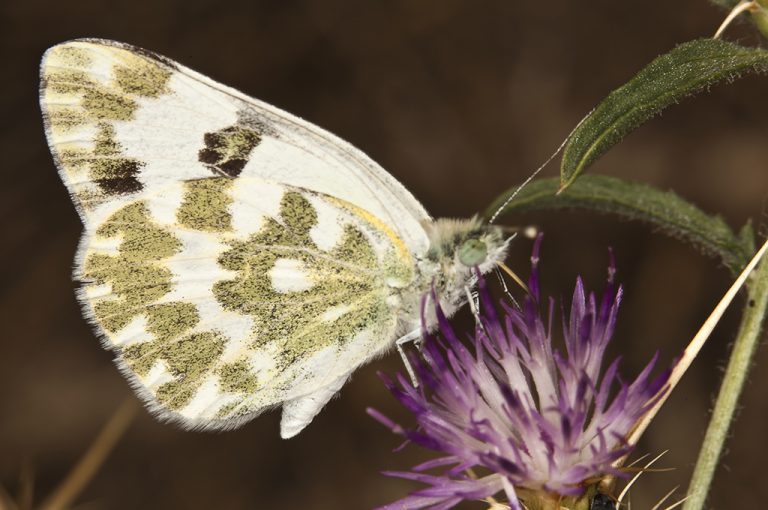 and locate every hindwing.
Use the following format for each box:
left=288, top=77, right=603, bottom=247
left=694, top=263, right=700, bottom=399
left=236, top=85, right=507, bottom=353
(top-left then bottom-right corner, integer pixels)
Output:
left=77, top=177, right=414, bottom=433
